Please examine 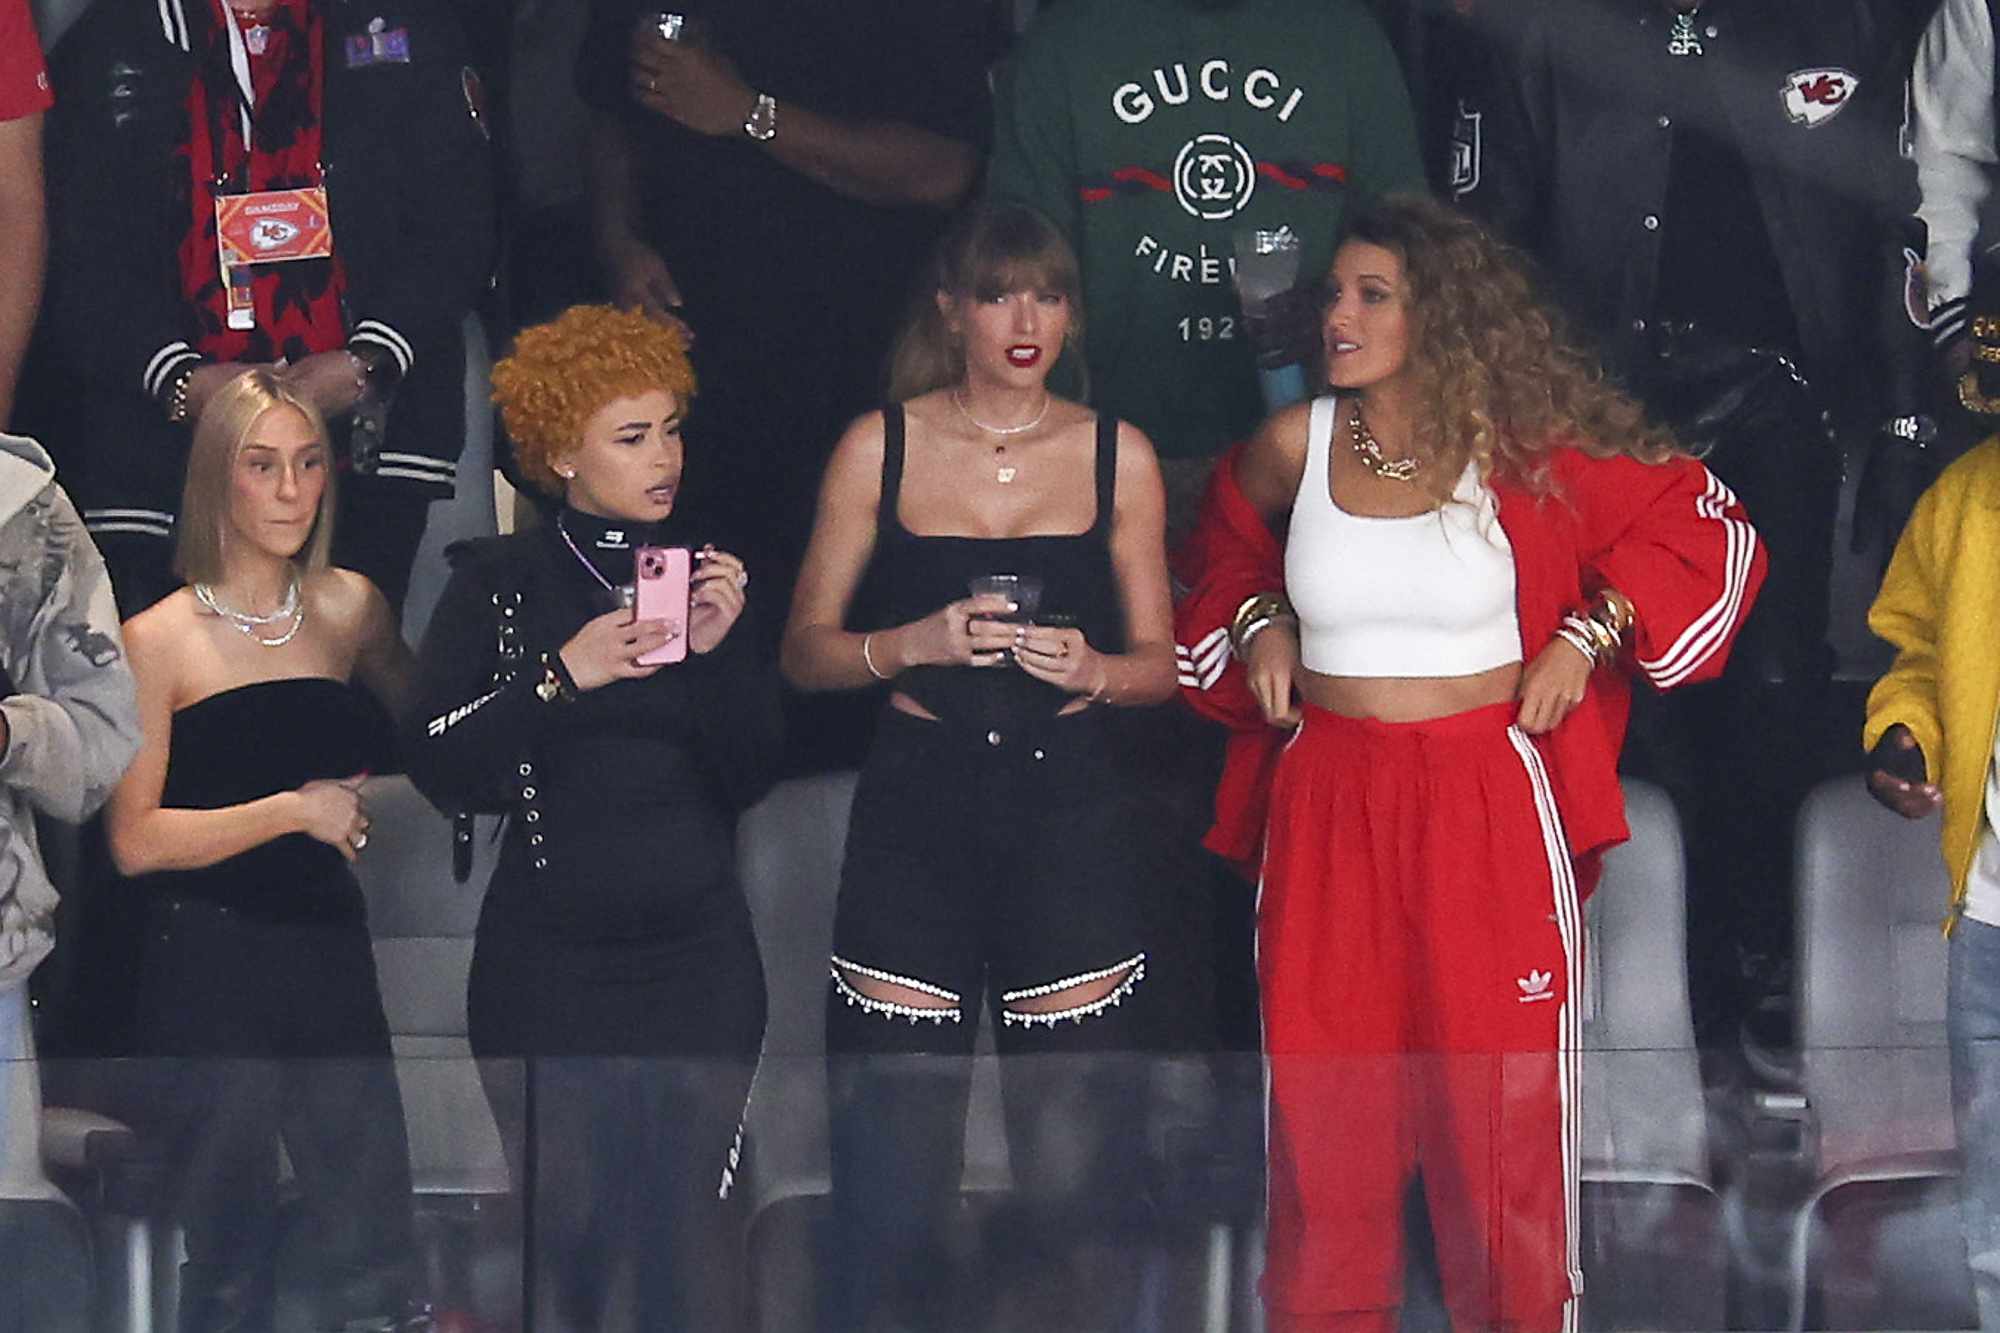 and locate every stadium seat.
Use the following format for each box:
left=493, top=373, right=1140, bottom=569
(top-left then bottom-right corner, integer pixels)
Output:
left=1577, top=778, right=1726, bottom=1330
left=1784, top=775, right=1969, bottom=1330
